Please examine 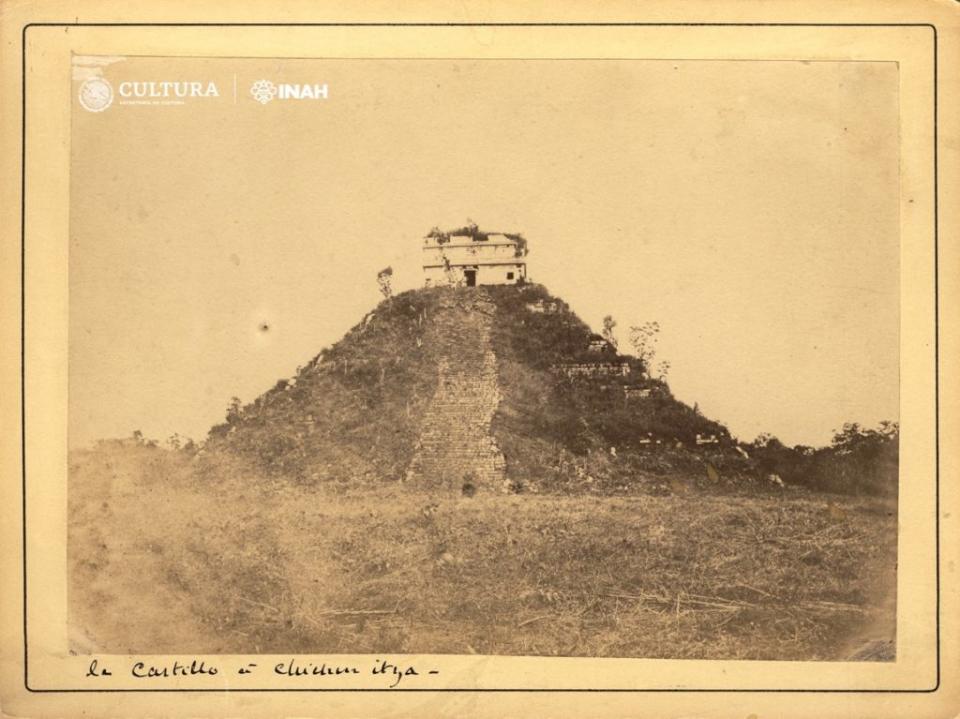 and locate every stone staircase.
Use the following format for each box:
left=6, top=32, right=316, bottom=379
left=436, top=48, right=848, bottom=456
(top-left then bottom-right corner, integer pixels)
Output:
left=406, top=291, right=506, bottom=492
